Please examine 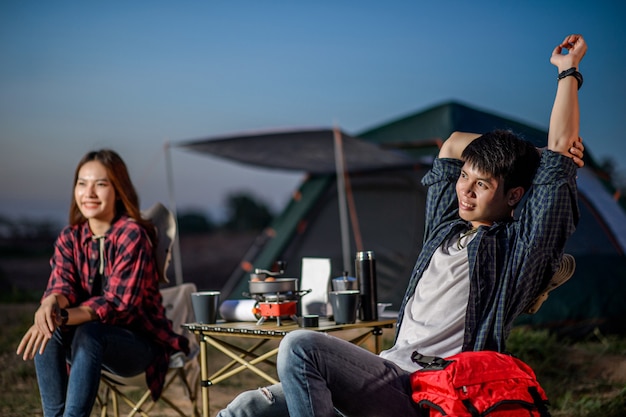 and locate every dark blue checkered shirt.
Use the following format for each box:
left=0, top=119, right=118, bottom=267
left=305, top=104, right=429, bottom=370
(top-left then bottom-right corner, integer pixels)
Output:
left=396, top=150, right=579, bottom=352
